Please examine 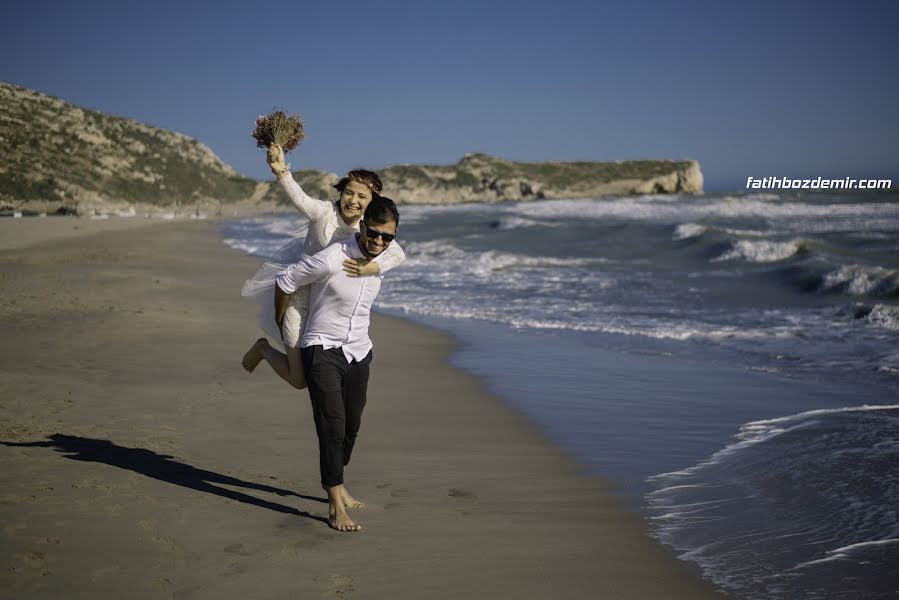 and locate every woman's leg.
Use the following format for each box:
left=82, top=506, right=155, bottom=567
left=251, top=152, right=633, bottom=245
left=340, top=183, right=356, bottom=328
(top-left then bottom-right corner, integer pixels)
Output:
left=242, top=339, right=307, bottom=389
left=241, top=288, right=309, bottom=389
